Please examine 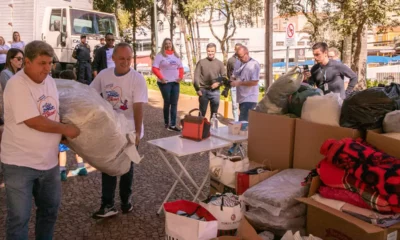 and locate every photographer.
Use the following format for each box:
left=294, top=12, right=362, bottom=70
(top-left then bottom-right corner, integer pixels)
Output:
left=193, top=43, right=227, bottom=119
